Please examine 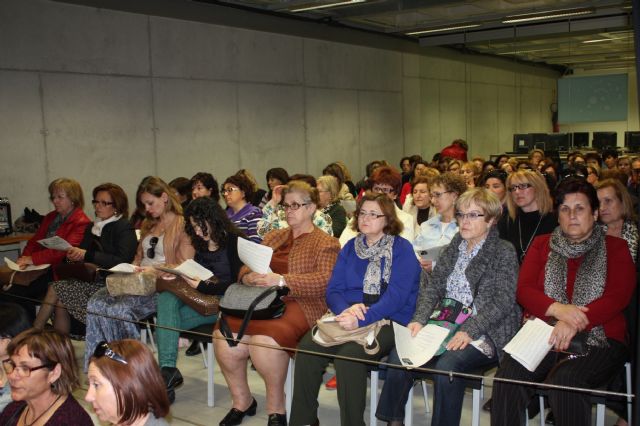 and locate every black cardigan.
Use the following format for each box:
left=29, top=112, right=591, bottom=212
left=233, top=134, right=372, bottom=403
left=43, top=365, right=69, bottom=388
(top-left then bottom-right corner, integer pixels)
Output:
left=196, top=233, right=244, bottom=296
left=81, top=218, right=138, bottom=268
